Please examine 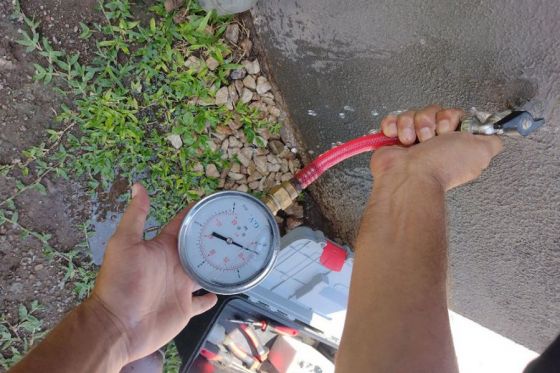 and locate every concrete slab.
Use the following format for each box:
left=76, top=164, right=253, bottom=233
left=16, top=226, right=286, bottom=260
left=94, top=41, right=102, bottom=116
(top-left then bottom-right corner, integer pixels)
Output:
left=252, top=0, right=560, bottom=351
